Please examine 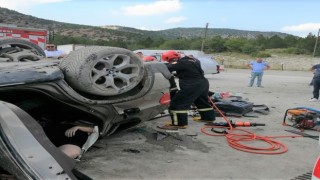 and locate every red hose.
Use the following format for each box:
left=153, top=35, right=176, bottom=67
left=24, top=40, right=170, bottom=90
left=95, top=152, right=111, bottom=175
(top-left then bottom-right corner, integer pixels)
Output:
left=201, top=97, right=302, bottom=155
